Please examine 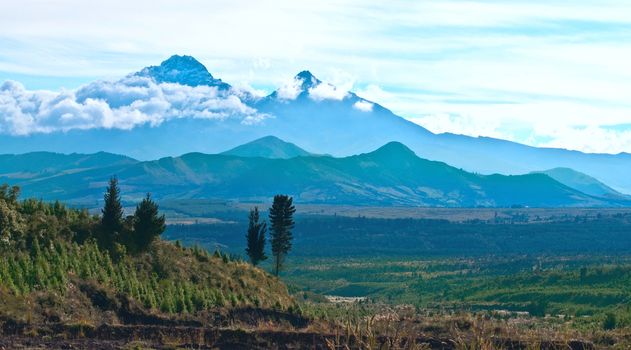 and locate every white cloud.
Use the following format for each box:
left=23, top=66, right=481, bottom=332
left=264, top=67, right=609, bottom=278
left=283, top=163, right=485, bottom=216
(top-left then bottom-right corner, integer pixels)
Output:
left=537, top=126, right=631, bottom=154
left=408, top=113, right=507, bottom=140
left=275, top=77, right=302, bottom=100
left=231, top=83, right=269, bottom=99
left=355, top=85, right=394, bottom=105
left=353, top=100, right=373, bottom=112
left=407, top=101, right=631, bottom=154
left=308, top=82, right=348, bottom=101
left=0, top=77, right=269, bottom=135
